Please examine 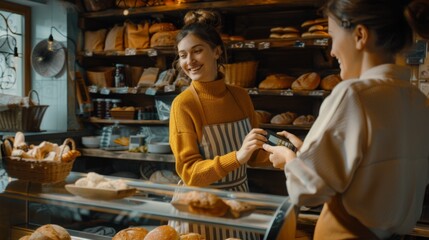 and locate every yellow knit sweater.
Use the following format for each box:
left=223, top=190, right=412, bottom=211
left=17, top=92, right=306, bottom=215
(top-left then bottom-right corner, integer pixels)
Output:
left=169, top=77, right=270, bottom=187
